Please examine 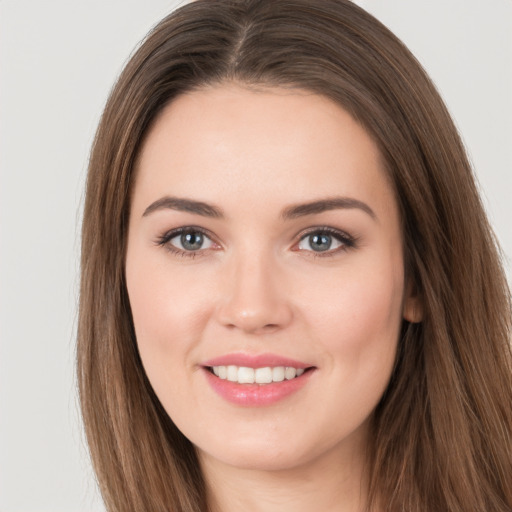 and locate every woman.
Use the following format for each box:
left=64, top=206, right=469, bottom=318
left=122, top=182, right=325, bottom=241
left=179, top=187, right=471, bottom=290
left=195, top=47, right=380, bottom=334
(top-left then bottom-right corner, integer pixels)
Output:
left=77, top=1, right=512, bottom=511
